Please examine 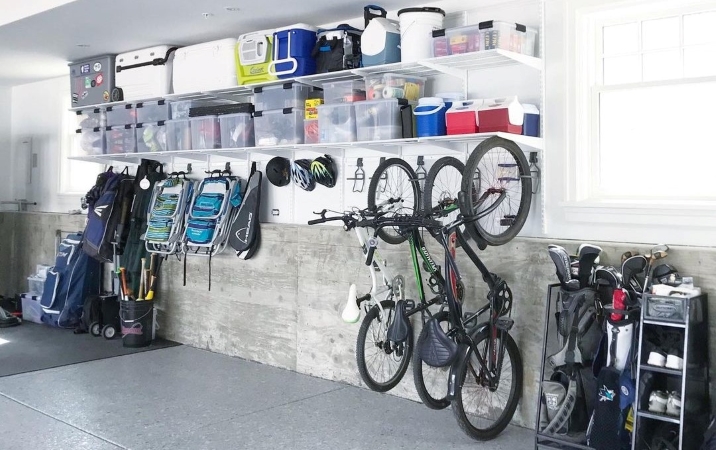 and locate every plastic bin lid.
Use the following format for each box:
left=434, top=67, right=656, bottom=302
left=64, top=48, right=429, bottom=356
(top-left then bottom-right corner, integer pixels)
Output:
left=190, top=103, right=254, bottom=117
left=417, top=97, right=444, bottom=106
left=275, top=23, right=318, bottom=32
